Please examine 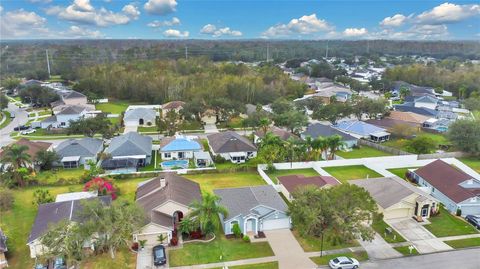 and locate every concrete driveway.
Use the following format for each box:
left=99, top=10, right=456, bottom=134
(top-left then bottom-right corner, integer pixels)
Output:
left=387, top=218, right=452, bottom=253
left=358, top=233, right=402, bottom=260
left=124, top=125, right=138, bottom=133
left=264, top=229, right=316, bottom=269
